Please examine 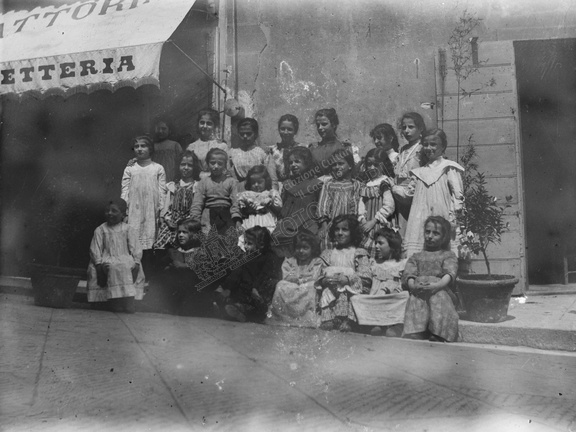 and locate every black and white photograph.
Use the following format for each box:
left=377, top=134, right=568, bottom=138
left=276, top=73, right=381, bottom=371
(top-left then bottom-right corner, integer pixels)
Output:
left=1, top=0, right=575, bottom=430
